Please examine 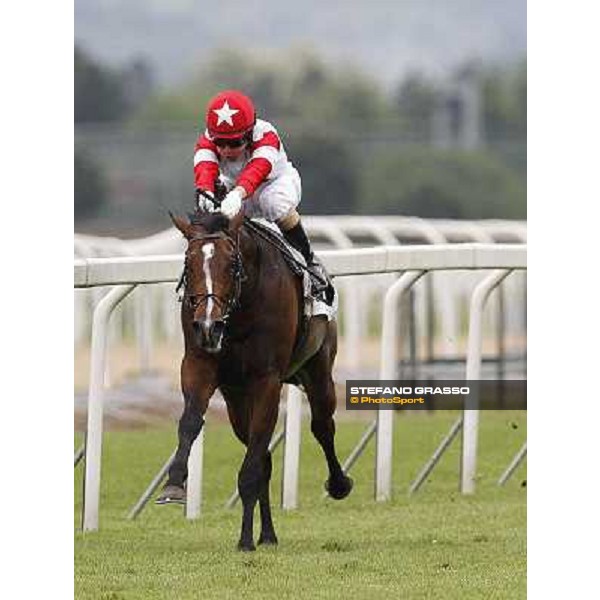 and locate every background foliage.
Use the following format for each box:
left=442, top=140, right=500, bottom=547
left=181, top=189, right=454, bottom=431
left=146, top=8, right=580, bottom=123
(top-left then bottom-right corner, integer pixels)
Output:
left=74, top=47, right=526, bottom=234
